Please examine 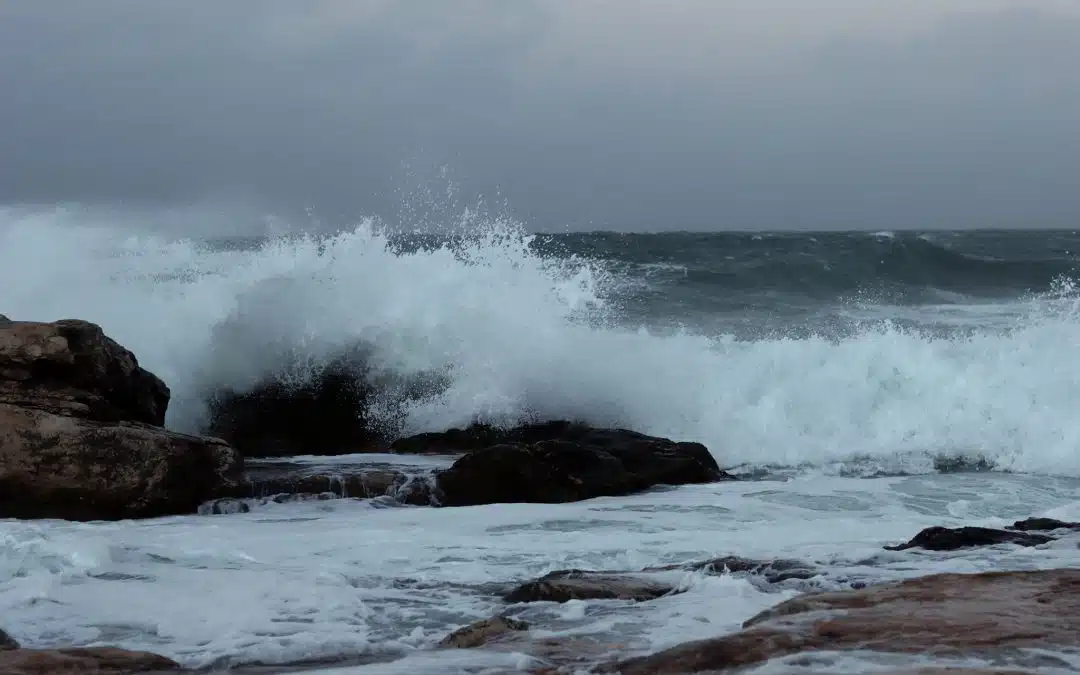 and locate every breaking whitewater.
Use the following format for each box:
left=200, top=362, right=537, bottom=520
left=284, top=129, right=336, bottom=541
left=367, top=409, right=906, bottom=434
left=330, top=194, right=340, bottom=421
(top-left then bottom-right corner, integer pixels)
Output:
left=3, top=205, right=1080, bottom=674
